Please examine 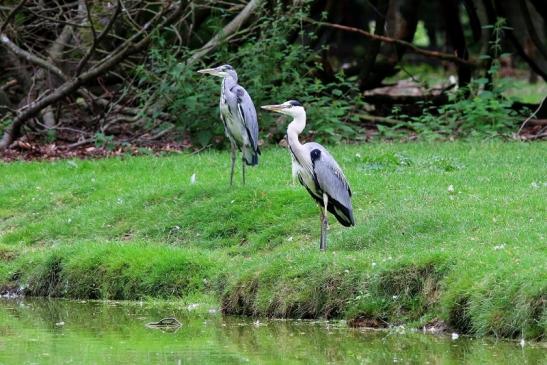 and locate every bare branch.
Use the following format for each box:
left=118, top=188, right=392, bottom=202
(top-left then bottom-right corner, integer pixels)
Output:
left=0, top=34, right=67, bottom=80
left=187, top=0, right=260, bottom=65
left=307, top=19, right=478, bottom=67
left=0, top=0, right=26, bottom=34
left=76, top=0, right=122, bottom=75
left=0, top=2, right=185, bottom=150
left=517, top=95, right=547, bottom=135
